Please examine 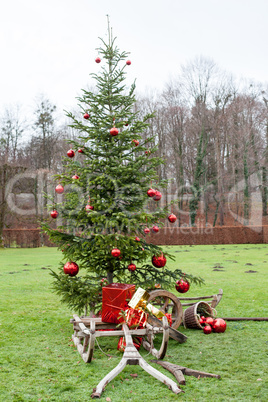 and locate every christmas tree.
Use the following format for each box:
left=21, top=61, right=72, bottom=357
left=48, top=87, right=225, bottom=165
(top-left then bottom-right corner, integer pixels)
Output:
left=42, top=25, right=202, bottom=314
